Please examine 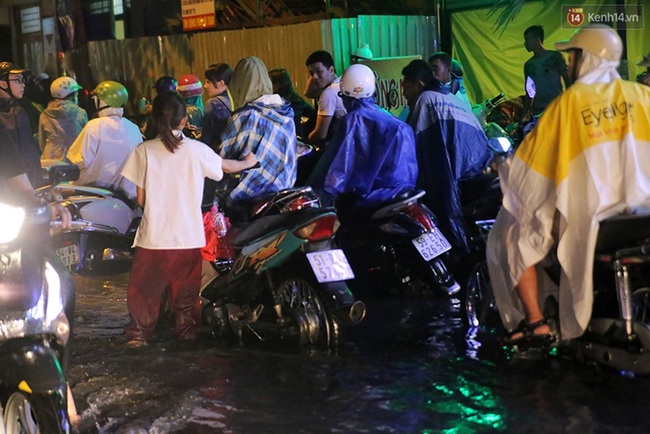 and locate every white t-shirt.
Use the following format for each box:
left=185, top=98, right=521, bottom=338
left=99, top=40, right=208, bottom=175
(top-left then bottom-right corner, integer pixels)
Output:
left=66, top=110, right=142, bottom=199
left=317, top=77, right=346, bottom=119
left=121, top=133, right=224, bottom=249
